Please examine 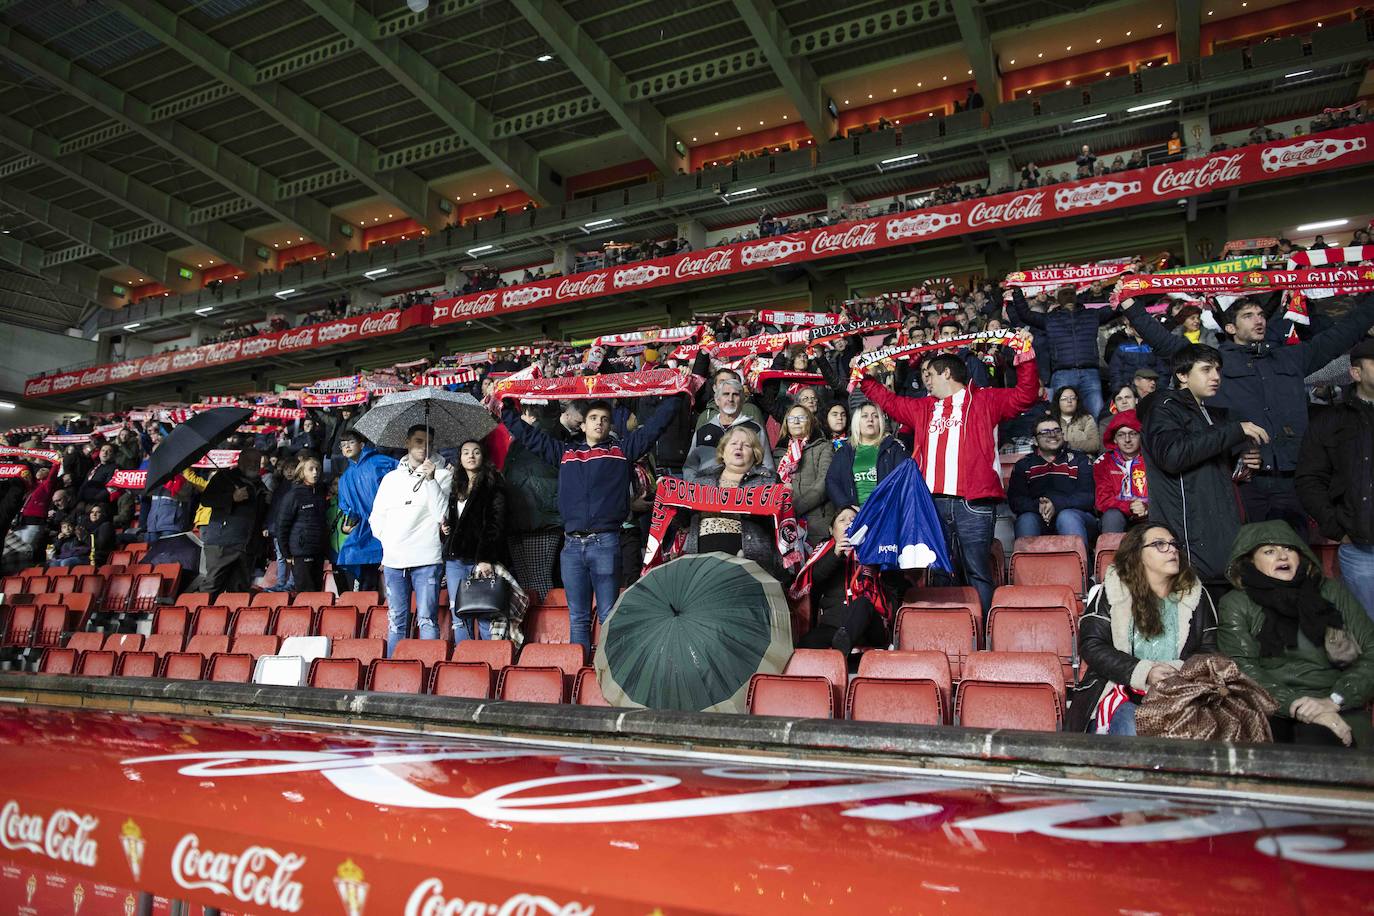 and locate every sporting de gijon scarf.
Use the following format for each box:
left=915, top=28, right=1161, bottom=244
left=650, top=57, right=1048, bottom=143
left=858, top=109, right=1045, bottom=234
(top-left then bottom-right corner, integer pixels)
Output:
left=642, top=477, right=802, bottom=574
